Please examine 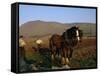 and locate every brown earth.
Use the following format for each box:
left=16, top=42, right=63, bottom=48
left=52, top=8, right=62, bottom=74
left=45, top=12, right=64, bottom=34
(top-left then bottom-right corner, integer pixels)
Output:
left=70, top=37, right=97, bottom=68
left=22, top=36, right=97, bottom=68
